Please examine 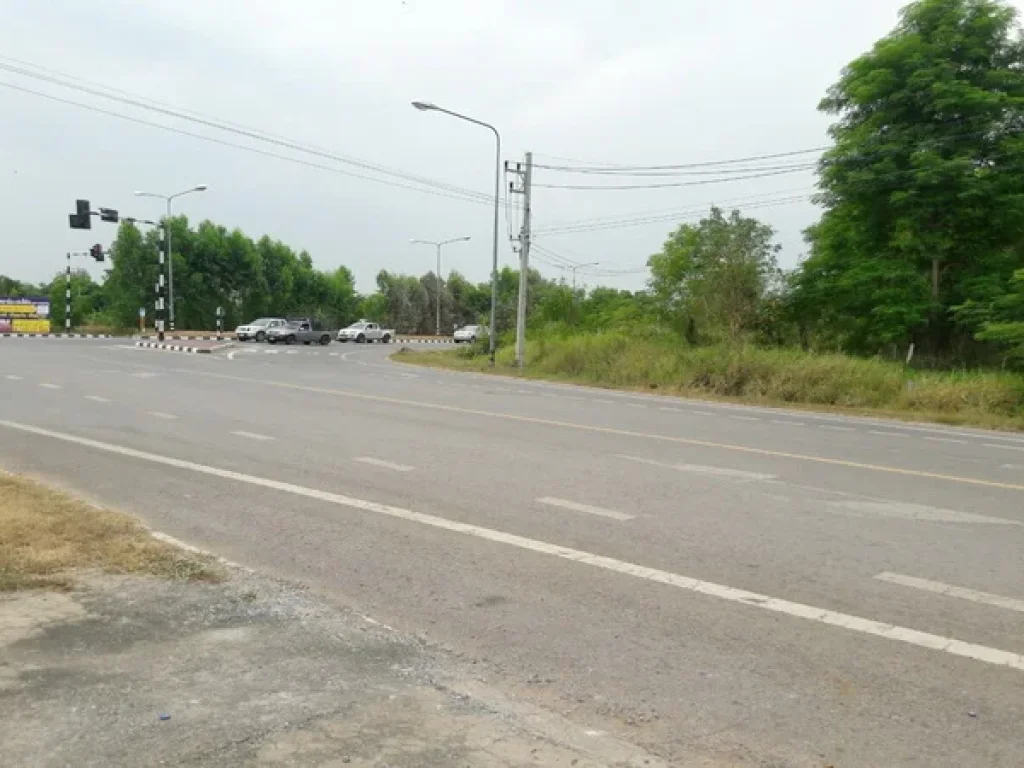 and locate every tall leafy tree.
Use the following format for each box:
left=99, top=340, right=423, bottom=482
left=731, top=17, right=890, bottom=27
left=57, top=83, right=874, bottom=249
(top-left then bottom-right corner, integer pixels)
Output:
left=798, top=0, right=1024, bottom=355
left=648, top=207, right=781, bottom=342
